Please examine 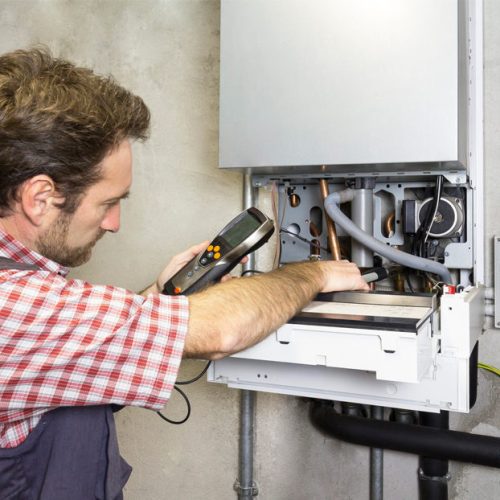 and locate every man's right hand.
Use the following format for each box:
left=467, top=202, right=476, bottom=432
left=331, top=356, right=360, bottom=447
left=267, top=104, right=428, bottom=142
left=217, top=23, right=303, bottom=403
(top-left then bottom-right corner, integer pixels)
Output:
left=318, top=260, right=369, bottom=293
